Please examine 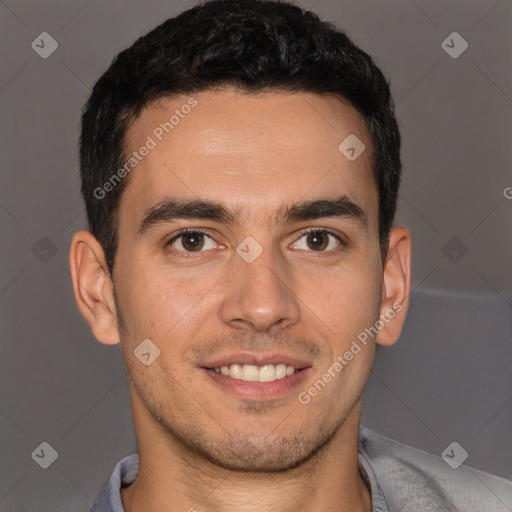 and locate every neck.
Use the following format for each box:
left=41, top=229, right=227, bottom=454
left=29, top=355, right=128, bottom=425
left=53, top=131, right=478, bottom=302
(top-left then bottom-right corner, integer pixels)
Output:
left=122, top=400, right=371, bottom=512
